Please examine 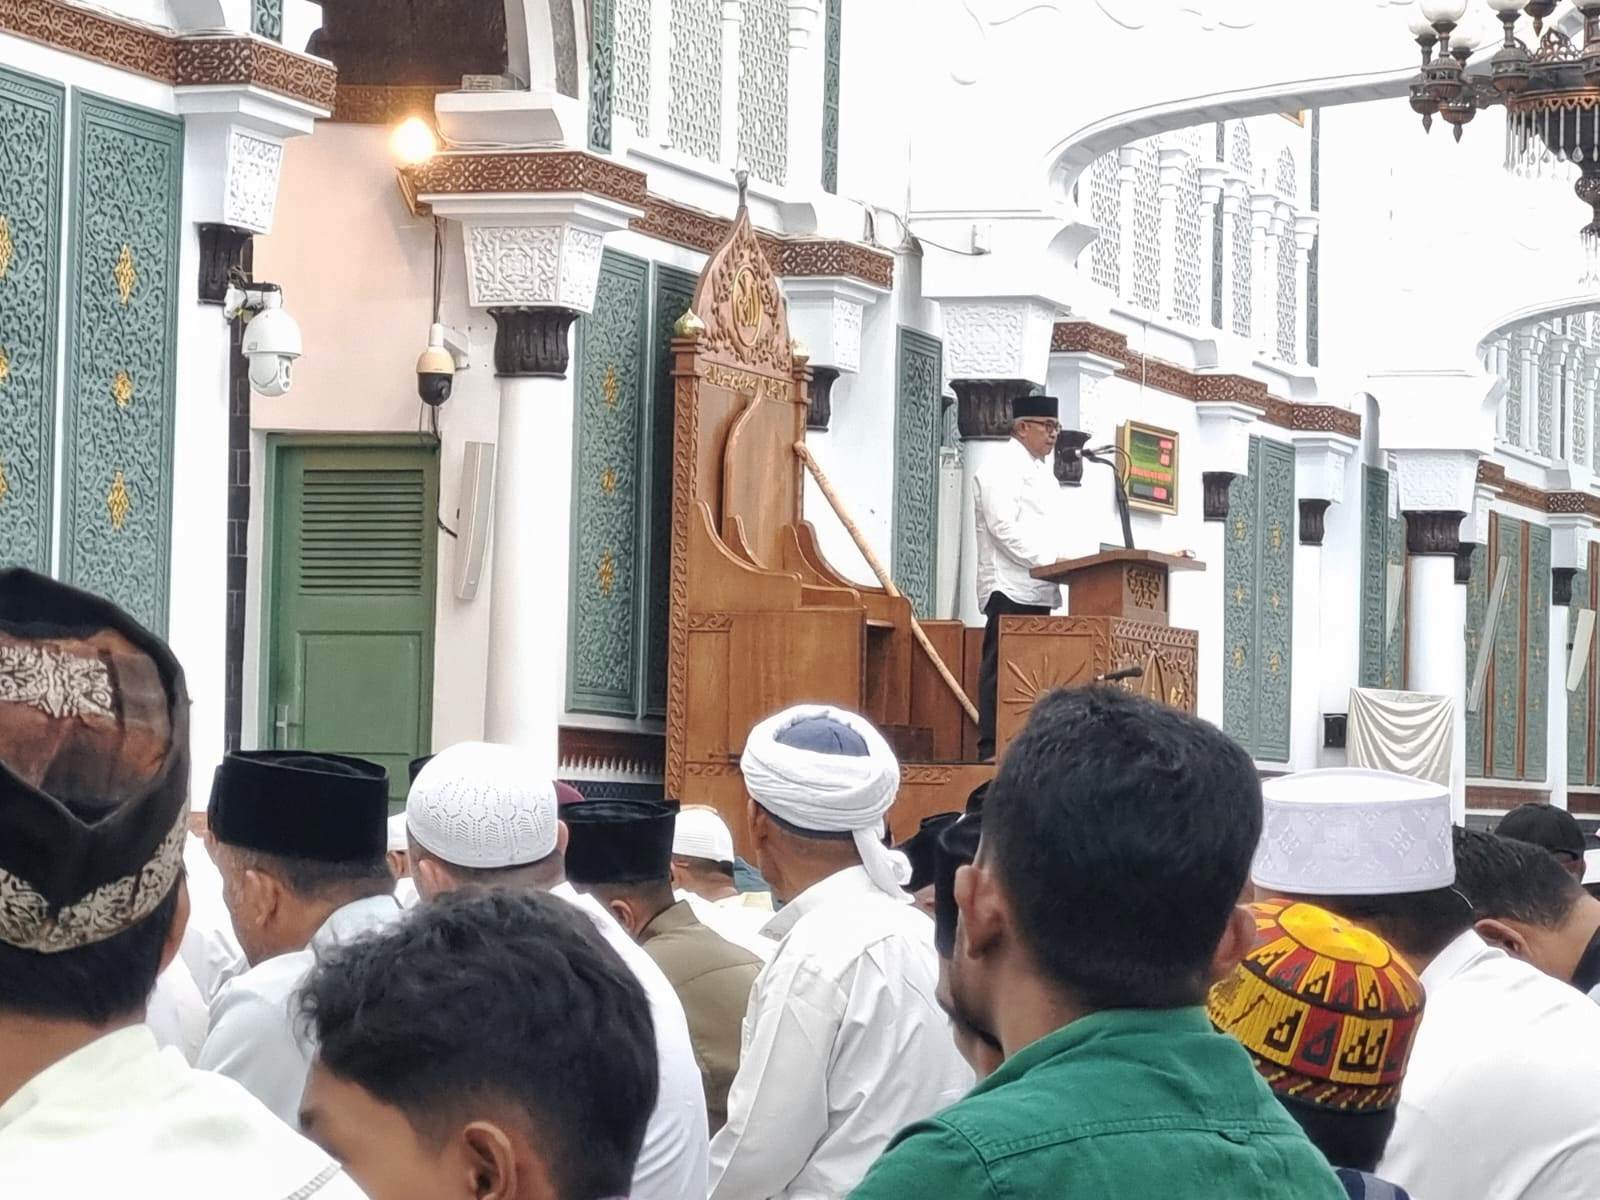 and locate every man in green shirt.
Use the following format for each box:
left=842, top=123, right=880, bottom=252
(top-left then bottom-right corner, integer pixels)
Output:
left=850, top=687, right=1347, bottom=1200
